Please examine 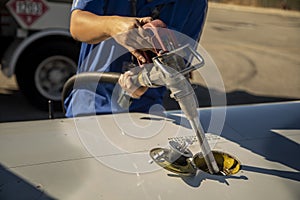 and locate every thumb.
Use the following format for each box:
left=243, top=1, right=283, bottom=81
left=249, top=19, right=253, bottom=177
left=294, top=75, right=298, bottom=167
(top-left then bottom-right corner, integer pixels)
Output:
left=137, top=17, right=153, bottom=25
